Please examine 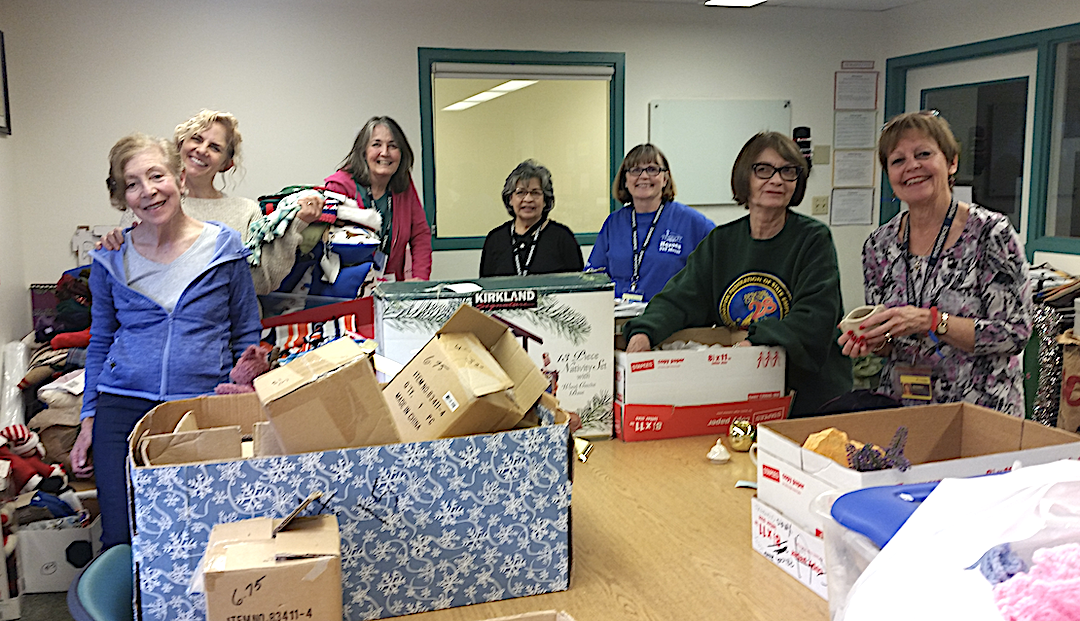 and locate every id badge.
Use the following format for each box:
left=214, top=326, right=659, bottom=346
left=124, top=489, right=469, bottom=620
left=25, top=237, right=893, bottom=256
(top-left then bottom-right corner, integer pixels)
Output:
left=622, top=292, right=643, bottom=302
left=894, top=364, right=933, bottom=401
